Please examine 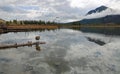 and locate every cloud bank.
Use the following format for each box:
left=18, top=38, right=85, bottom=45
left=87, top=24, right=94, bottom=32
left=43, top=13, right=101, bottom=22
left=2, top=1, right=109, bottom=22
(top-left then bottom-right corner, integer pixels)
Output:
left=0, top=0, right=120, bottom=22
left=84, top=8, right=120, bottom=19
